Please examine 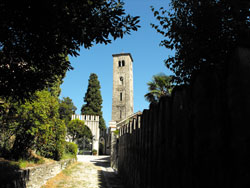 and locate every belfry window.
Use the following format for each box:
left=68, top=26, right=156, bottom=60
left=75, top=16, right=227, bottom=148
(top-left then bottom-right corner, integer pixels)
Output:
left=118, top=60, right=125, bottom=67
